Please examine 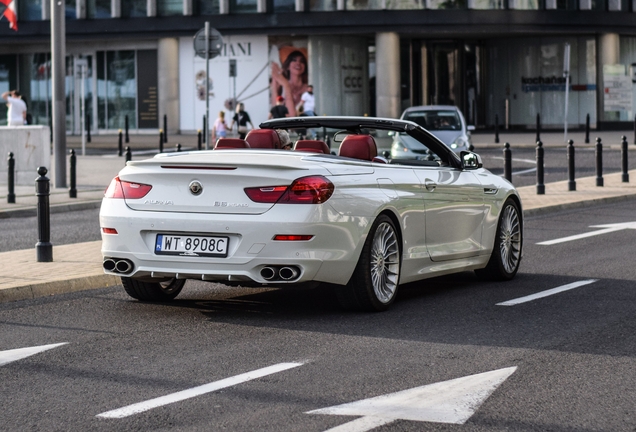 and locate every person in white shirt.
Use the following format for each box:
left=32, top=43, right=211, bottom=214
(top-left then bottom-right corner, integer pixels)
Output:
left=298, top=85, right=315, bottom=116
left=2, top=90, right=27, bottom=126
